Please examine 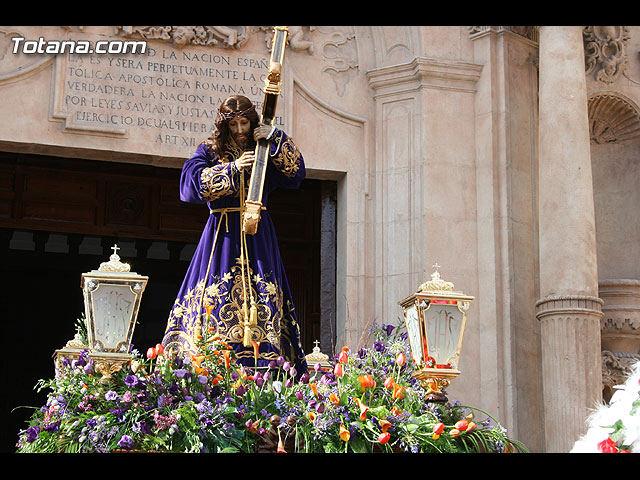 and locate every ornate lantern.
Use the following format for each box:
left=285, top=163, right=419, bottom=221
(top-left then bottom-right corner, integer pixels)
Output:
left=80, top=245, right=148, bottom=382
left=399, top=264, right=474, bottom=403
